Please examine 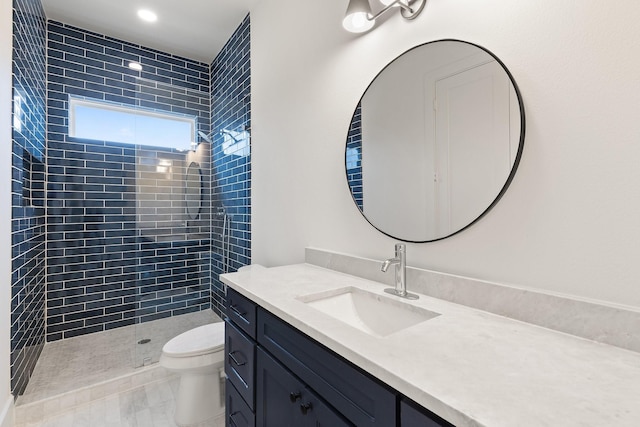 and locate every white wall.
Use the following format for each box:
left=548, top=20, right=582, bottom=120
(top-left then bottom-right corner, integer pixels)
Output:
left=361, top=49, right=431, bottom=241
left=251, top=0, right=640, bottom=308
left=0, top=0, right=14, bottom=425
